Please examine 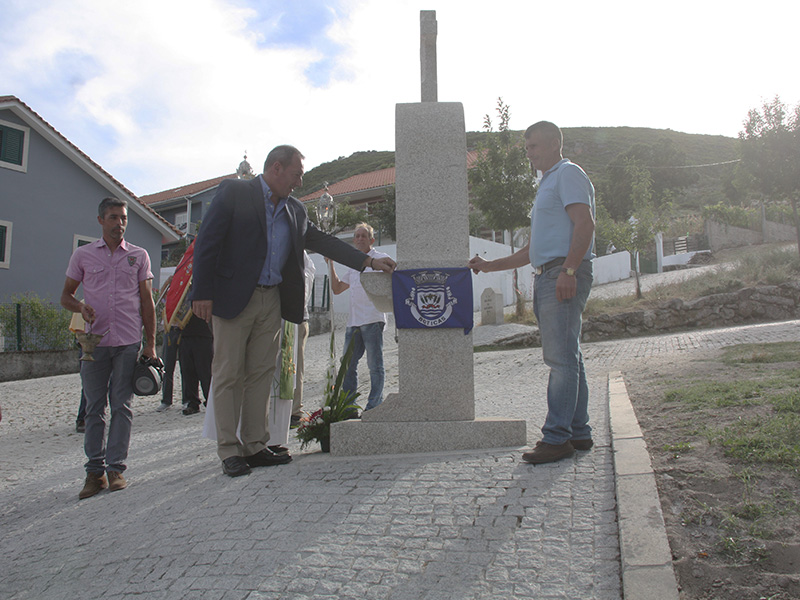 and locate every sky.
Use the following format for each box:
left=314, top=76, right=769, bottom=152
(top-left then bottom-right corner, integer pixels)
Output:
left=2, top=0, right=798, bottom=197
